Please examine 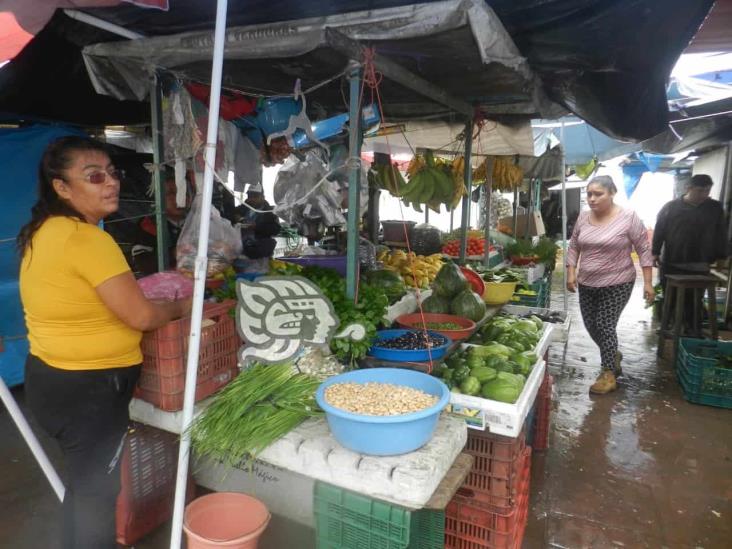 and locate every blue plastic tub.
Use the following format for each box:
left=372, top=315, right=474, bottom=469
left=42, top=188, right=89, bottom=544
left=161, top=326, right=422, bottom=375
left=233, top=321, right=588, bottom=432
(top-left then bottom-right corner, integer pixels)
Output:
left=316, top=368, right=450, bottom=456
left=235, top=272, right=266, bottom=282
left=278, top=255, right=348, bottom=277
left=368, top=329, right=451, bottom=362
